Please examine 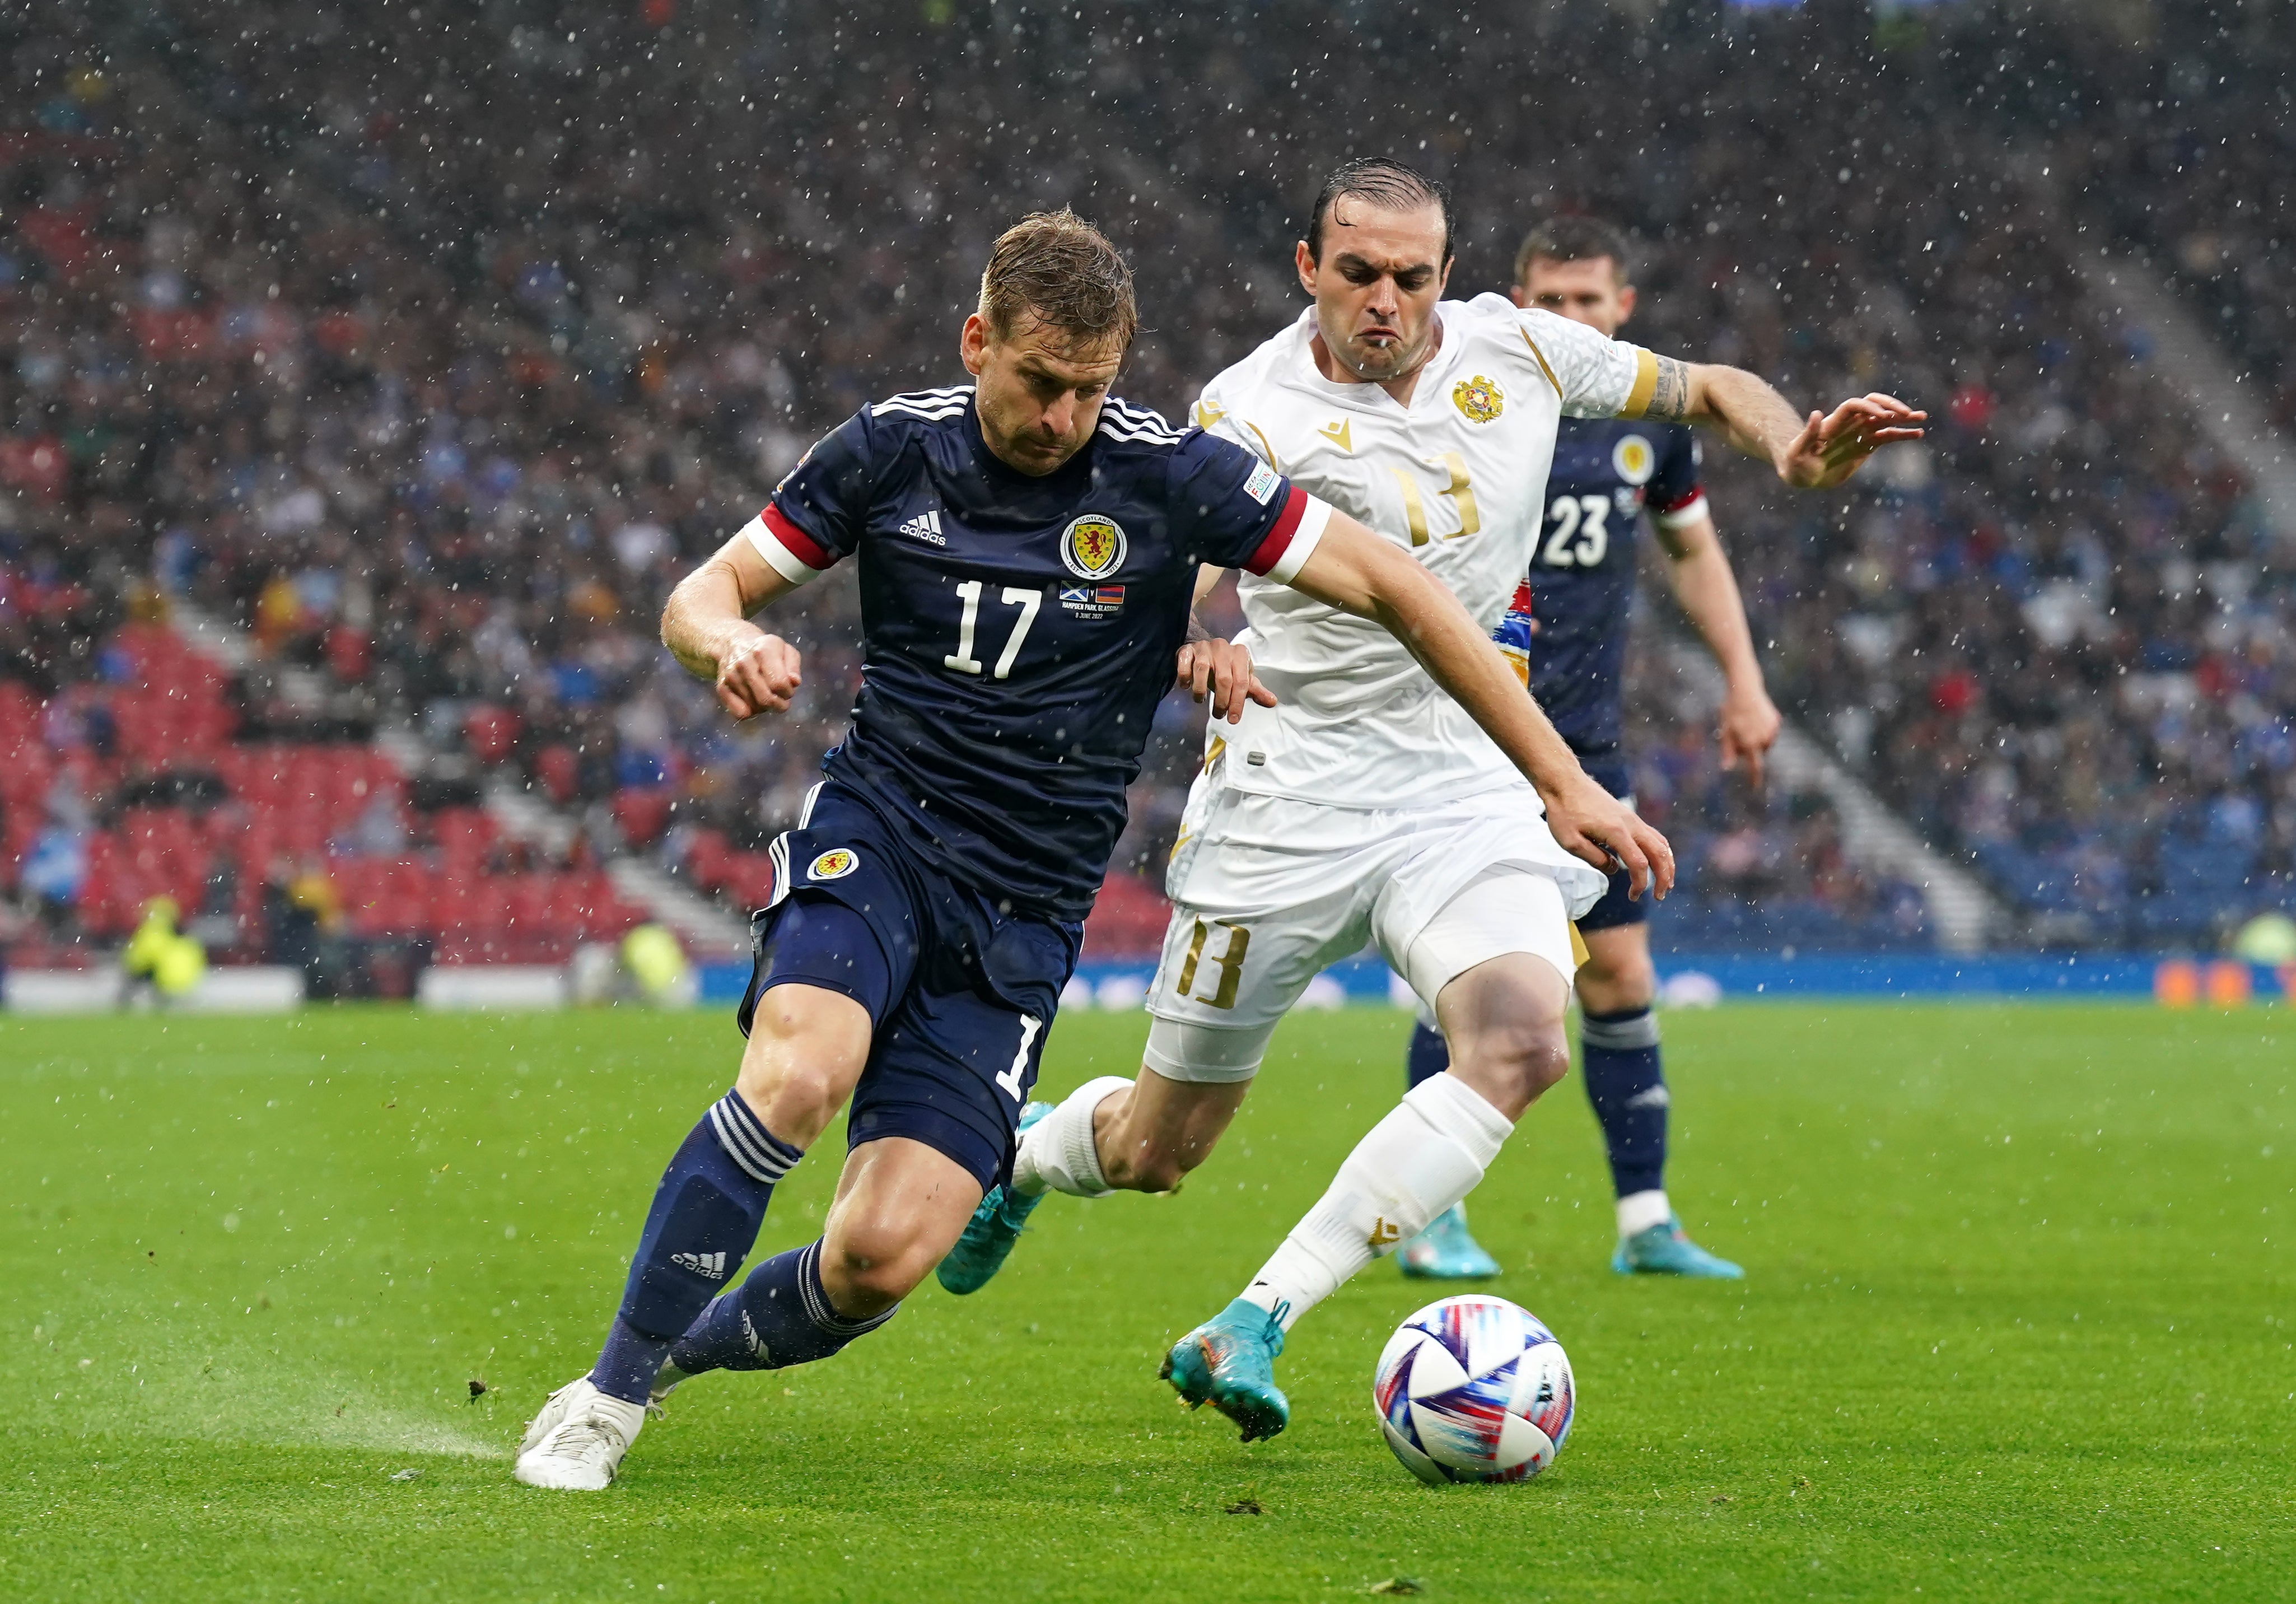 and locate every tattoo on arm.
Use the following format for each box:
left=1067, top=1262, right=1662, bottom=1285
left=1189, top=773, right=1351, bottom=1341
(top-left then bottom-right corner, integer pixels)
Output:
left=1646, top=356, right=1692, bottom=421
